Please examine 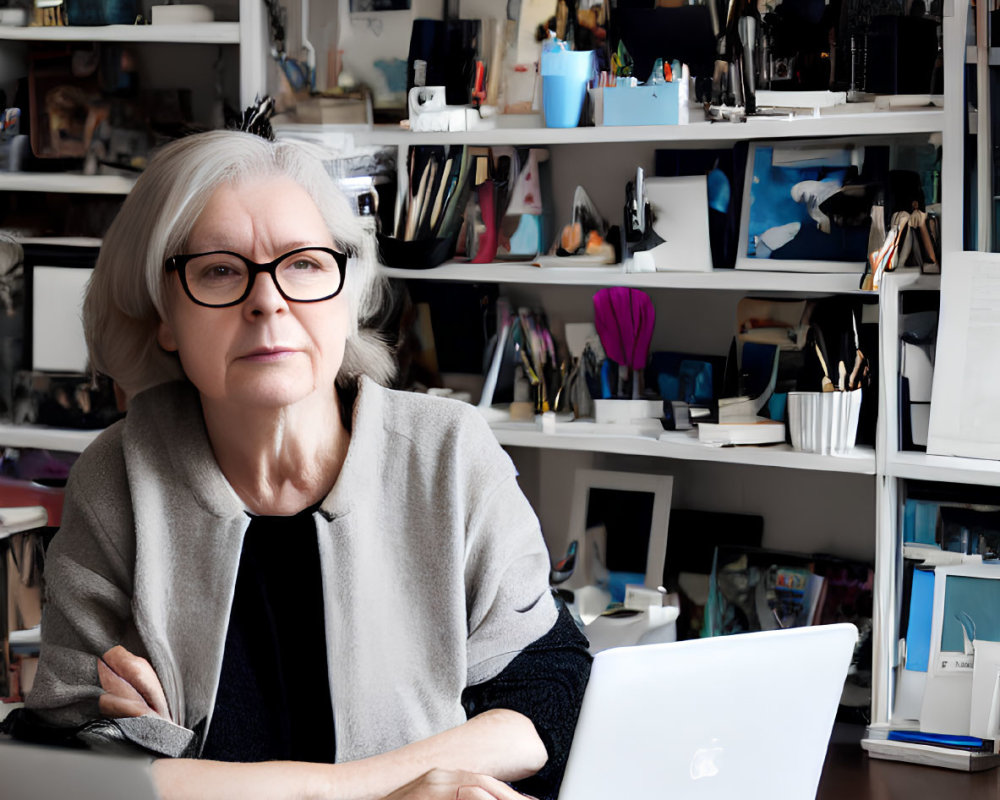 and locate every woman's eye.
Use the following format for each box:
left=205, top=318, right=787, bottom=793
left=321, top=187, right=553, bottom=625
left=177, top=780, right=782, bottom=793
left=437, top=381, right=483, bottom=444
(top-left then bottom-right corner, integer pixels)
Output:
left=290, top=258, right=321, bottom=271
left=197, top=263, right=243, bottom=281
